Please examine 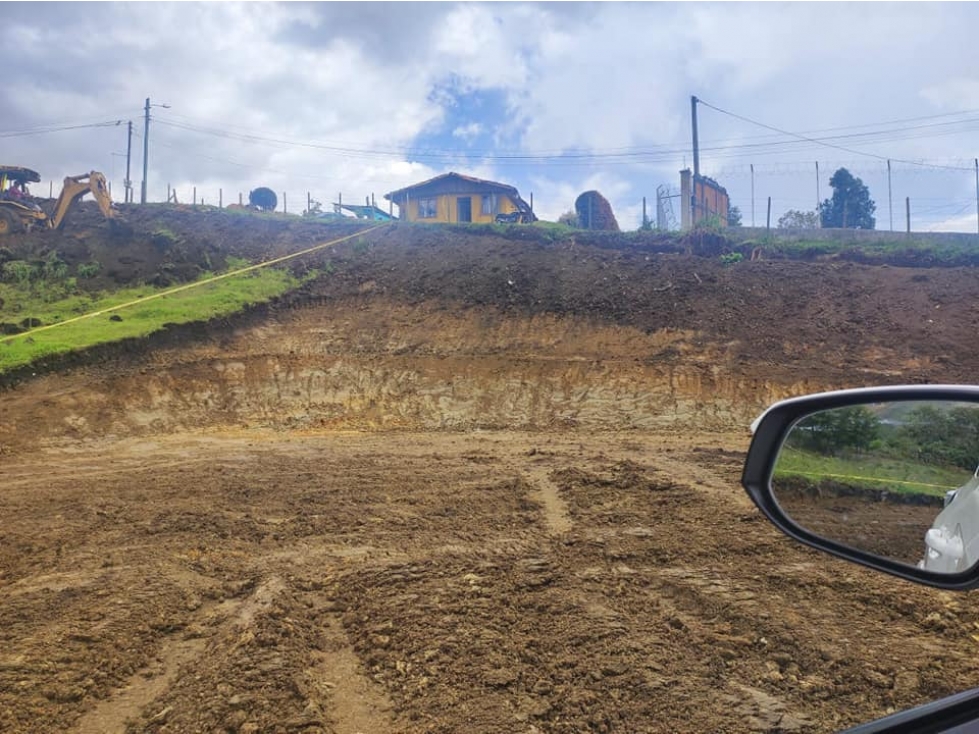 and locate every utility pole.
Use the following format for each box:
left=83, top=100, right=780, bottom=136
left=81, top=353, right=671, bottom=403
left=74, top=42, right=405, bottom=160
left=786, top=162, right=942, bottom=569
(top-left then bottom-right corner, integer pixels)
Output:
left=750, top=163, right=755, bottom=227
left=141, top=98, right=150, bottom=204
left=975, top=158, right=979, bottom=236
left=888, top=159, right=893, bottom=232
left=691, top=96, right=700, bottom=226
left=140, top=98, right=170, bottom=203
left=815, top=161, right=820, bottom=208
left=816, top=162, right=821, bottom=228
left=125, top=121, right=133, bottom=204
left=690, top=96, right=700, bottom=177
